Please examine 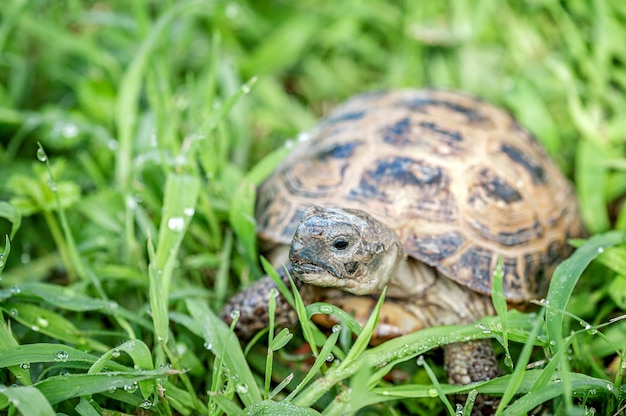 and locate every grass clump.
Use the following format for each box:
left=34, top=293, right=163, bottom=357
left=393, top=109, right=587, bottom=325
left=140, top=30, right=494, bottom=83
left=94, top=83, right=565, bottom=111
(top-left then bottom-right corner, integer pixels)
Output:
left=0, top=1, right=625, bottom=415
